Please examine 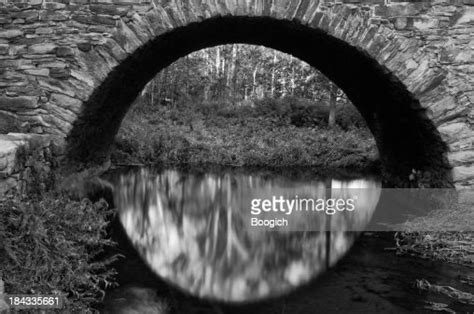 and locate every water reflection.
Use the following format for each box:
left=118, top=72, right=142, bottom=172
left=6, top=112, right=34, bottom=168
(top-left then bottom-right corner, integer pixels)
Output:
left=116, top=169, right=381, bottom=302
